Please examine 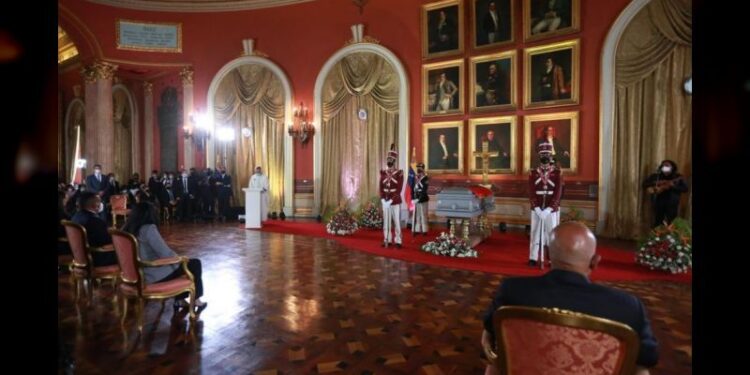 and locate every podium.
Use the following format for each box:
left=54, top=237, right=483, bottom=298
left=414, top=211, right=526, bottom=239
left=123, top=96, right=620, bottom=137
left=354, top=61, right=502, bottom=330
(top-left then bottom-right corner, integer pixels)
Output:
left=243, top=187, right=263, bottom=229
